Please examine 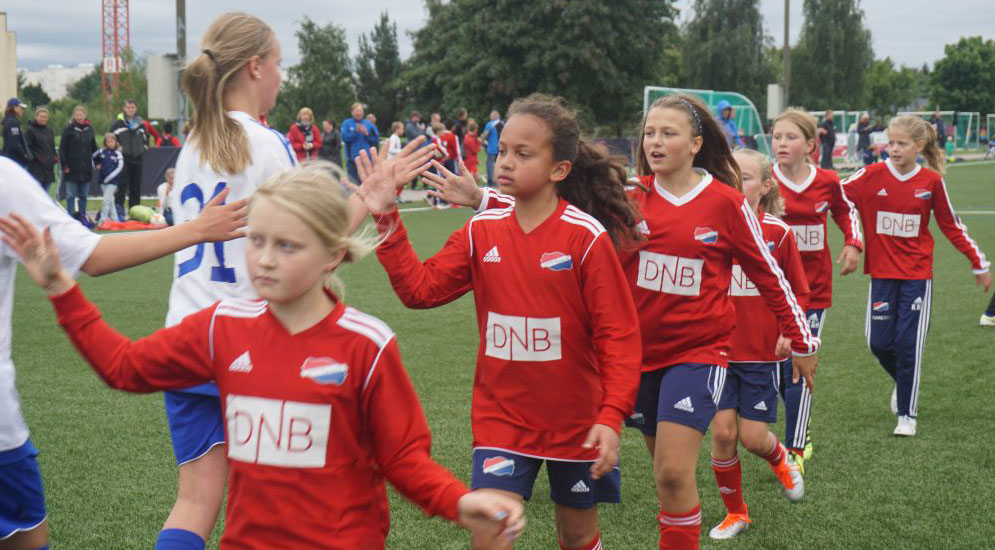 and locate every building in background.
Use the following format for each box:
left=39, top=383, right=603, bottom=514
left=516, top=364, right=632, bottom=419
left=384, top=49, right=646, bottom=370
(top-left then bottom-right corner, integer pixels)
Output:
left=19, top=64, right=94, bottom=101
left=0, top=13, right=16, bottom=103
